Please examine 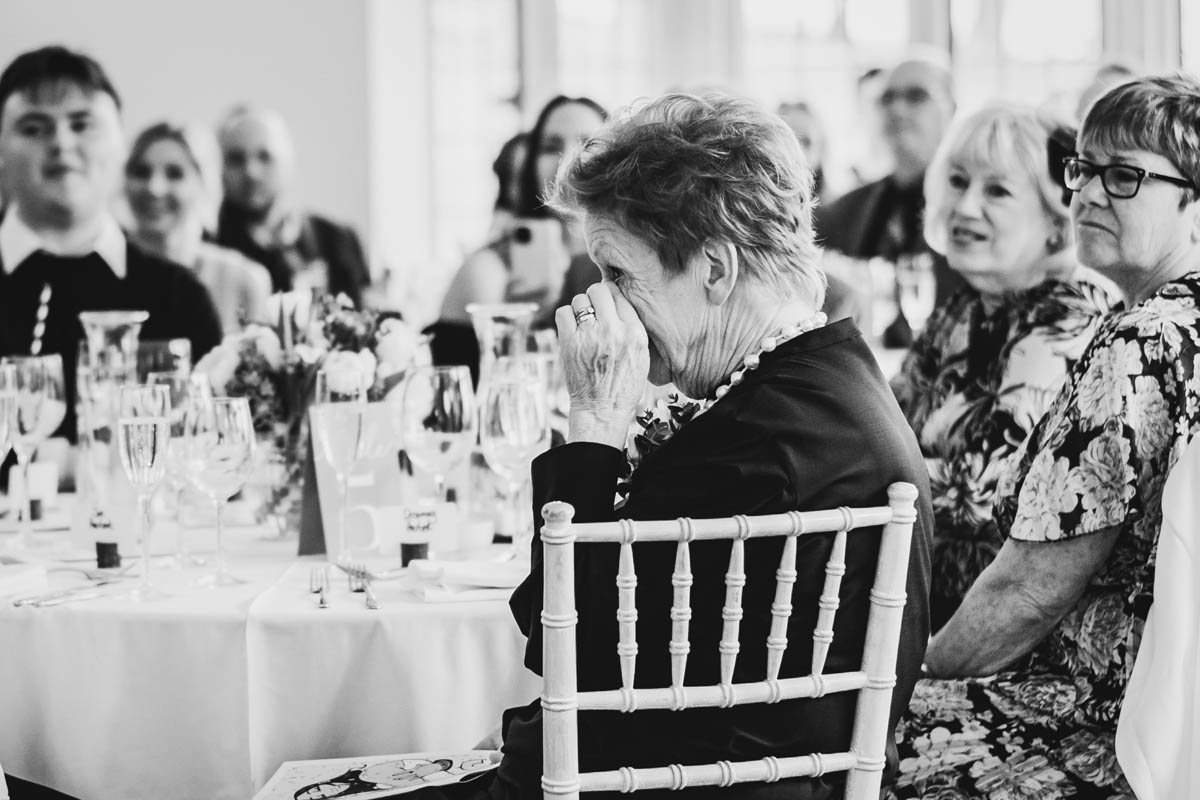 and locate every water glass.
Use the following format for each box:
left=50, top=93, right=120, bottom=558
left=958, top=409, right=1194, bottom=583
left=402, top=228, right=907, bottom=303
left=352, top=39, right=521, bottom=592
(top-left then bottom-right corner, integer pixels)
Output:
left=479, top=356, right=550, bottom=557
left=0, top=363, right=15, bottom=463
left=4, top=355, right=66, bottom=549
left=312, top=367, right=368, bottom=565
left=896, top=253, right=937, bottom=336
left=395, top=365, right=477, bottom=504
left=148, top=370, right=213, bottom=566
left=136, top=338, right=191, bottom=382
left=117, top=384, right=171, bottom=600
left=185, top=397, right=255, bottom=586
